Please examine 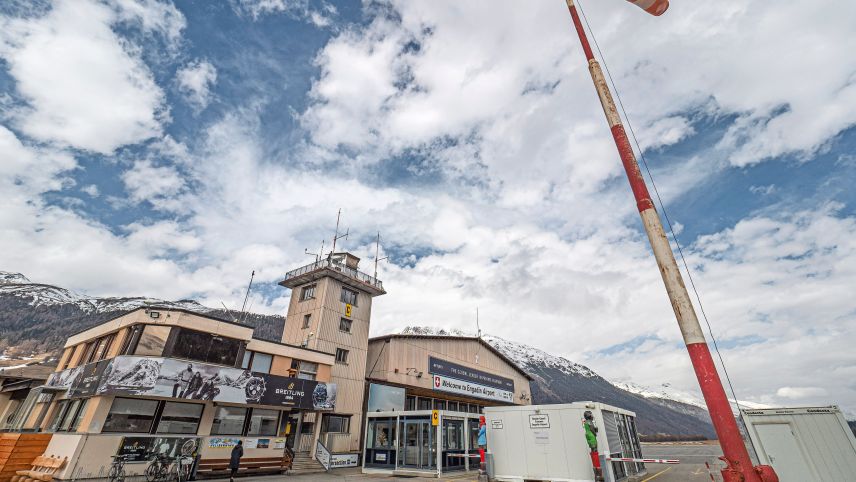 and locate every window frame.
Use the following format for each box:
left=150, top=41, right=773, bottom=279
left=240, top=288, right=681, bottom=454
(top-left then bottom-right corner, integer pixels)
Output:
left=155, top=401, right=204, bottom=435
left=321, top=414, right=351, bottom=434
left=335, top=348, right=349, bottom=364
left=302, top=314, right=311, bottom=329
left=211, top=406, right=249, bottom=436
left=339, top=287, right=358, bottom=306
left=246, top=408, right=280, bottom=436
left=300, top=284, right=316, bottom=301
left=339, top=318, right=352, bottom=333
left=102, top=397, right=160, bottom=434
